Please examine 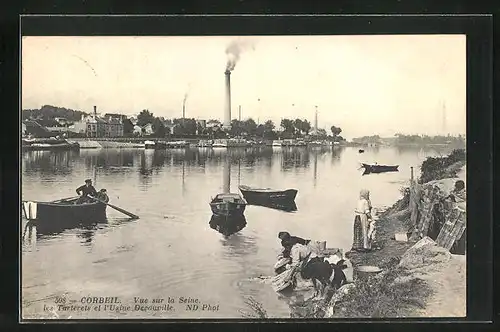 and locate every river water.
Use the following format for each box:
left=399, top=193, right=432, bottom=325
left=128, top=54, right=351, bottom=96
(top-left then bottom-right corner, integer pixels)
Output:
left=21, top=145, right=456, bottom=319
